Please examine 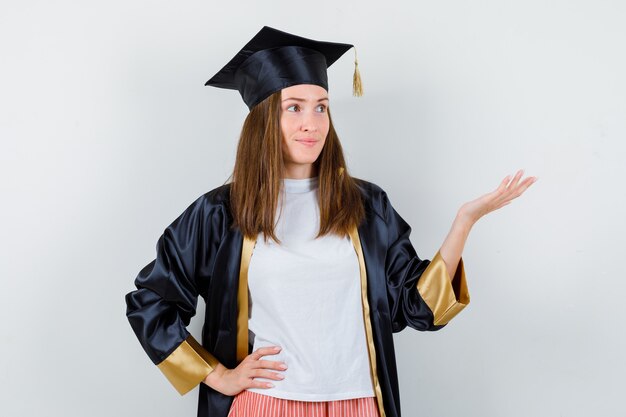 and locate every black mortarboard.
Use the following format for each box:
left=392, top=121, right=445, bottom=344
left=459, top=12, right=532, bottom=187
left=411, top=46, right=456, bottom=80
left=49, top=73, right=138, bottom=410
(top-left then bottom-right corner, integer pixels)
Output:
left=205, top=26, right=362, bottom=110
